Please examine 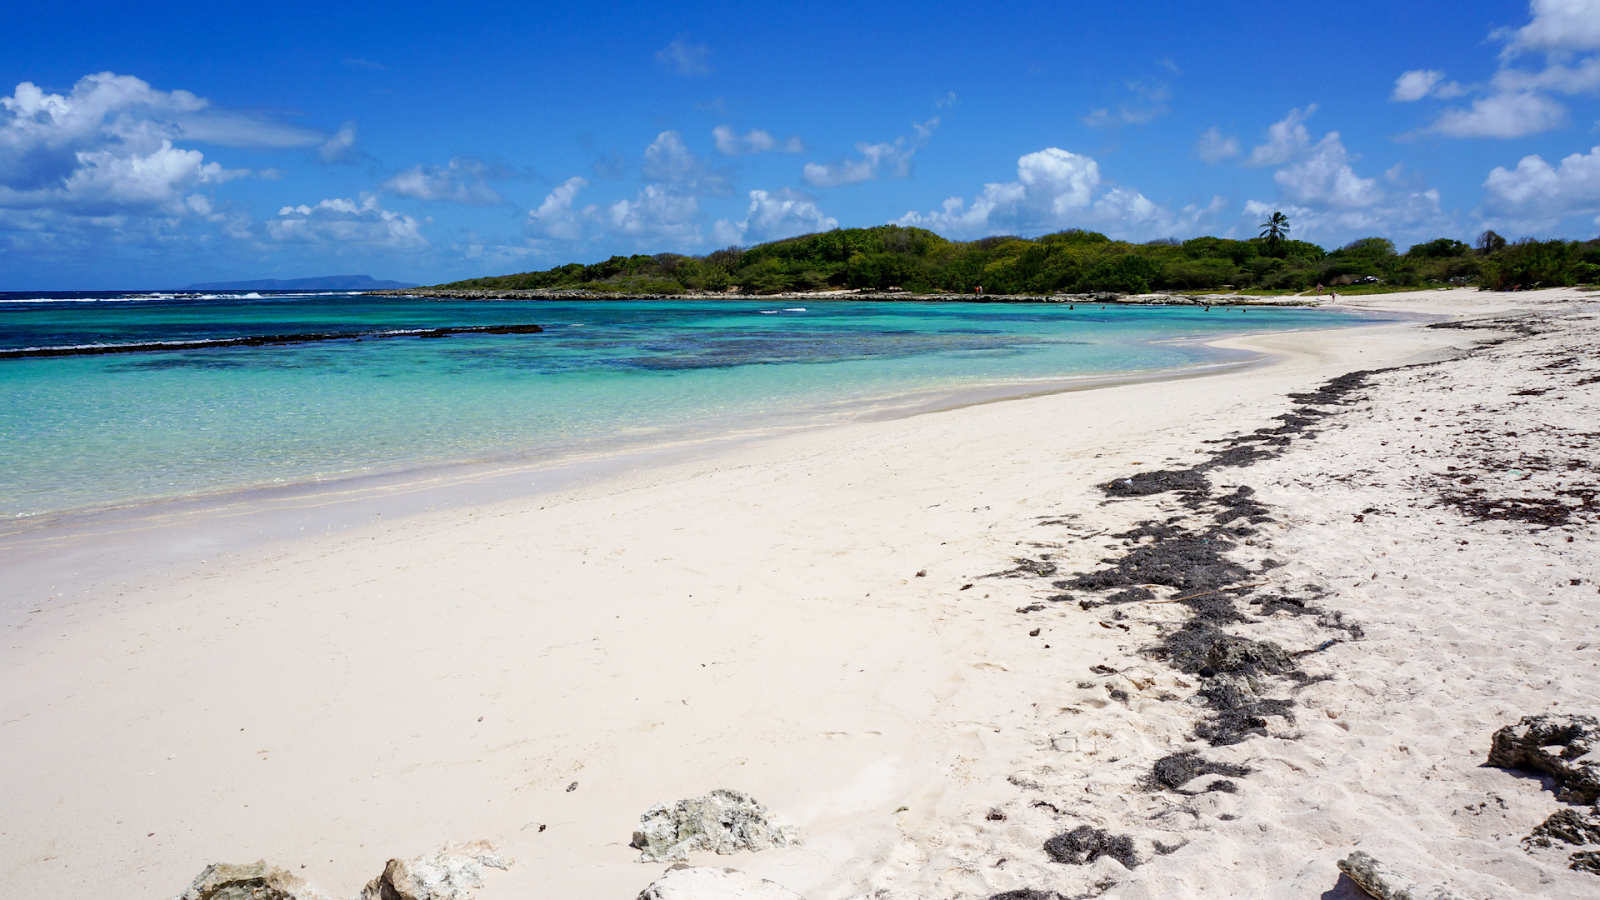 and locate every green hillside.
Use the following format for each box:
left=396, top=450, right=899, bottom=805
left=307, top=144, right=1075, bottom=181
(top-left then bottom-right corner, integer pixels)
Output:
left=438, top=225, right=1600, bottom=295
